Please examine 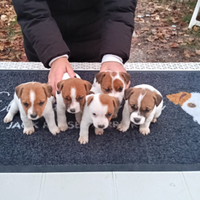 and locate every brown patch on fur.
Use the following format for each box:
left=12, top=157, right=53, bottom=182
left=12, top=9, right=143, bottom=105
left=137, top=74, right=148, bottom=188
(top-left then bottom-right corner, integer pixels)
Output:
left=83, top=80, right=92, bottom=94
left=87, top=95, right=94, bottom=106
left=18, top=82, right=48, bottom=117
left=58, top=78, right=92, bottom=111
left=42, top=84, right=52, bottom=98
left=98, top=72, right=112, bottom=94
left=111, top=71, right=117, bottom=77
left=167, top=92, right=191, bottom=106
left=95, top=72, right=106, bottom=84
left=99, top=94, right=119, bottom=121
left=119, top=72, right=131, bottom=85
left=113, top=79, right=124, bottom=93
left=124, top=88, right=135, bottom=100
left=88, top=91, right=95, bottom=95
left=15, top=84, right=24, bottom=99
